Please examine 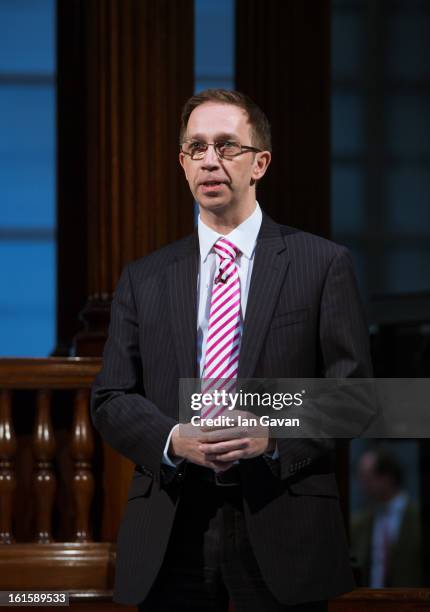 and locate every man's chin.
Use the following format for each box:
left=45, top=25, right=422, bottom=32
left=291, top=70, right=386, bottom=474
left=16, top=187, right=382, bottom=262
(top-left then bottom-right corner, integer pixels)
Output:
left=197, top=196, right=230, bottom=211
